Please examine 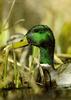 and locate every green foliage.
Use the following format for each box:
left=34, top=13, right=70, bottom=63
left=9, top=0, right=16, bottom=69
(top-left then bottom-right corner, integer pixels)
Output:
left=59, top=22, right=71, bottom=54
